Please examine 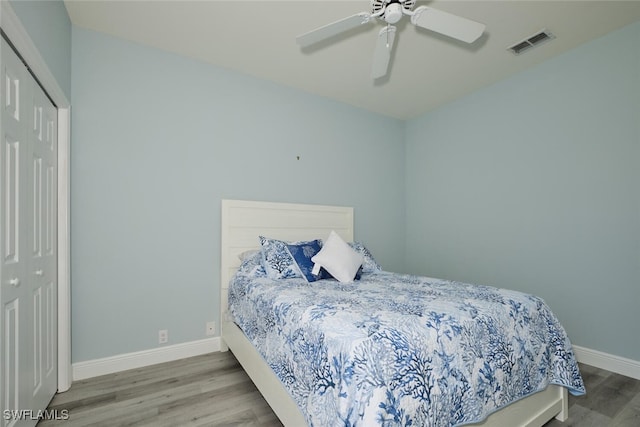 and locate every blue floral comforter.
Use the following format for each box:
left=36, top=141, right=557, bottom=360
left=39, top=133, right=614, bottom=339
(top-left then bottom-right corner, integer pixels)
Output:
left=228, top=267, right=585, bottom=426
